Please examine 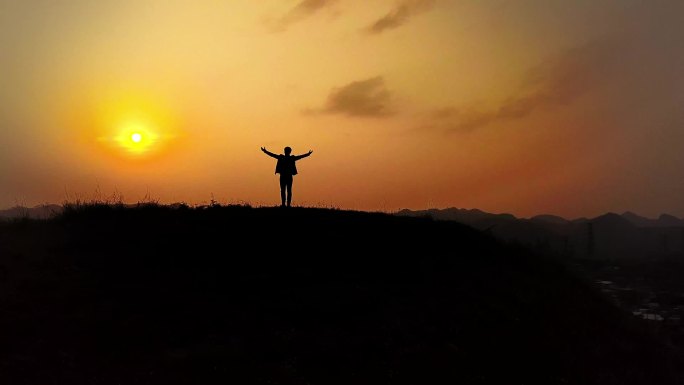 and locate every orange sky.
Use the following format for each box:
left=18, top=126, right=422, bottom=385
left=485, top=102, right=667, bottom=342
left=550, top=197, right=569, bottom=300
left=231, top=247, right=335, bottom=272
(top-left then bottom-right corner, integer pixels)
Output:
left=1, top=1, right=683, bottom=218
